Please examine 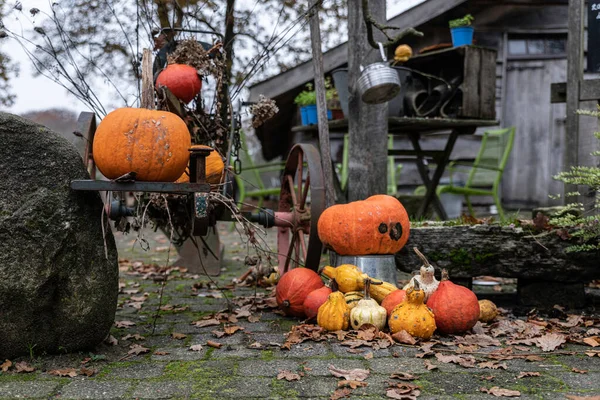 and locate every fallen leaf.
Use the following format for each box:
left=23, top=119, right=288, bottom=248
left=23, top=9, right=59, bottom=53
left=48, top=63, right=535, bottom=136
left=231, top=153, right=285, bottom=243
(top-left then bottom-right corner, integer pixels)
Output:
left=583, top=337, right=600, bottom=347
left=423, top=360, right=438, bottom=370
left=392, top=330, right=417, bottom=345
left=435, top=353, right=476, bottom=368
left=14, top=362, right=34, bottom=373
left=390, top=372, right=417, bottom=381
left=386, top=384, right=421, bottom=400
left=480, top=386, right=521, bottom=397
left=248, top=342, right=263, bottom=349
left=171, top=332, right=187, bottom=340
left=535, top=333, right=566, bottom=352
left=328, top=365, right=370, bottom=381
left=80, top=367, right=96, bottom=377
left=128, top=344, right=150, bottom=356
left=517, top=371, right=540, bottom=379
left=48, top=368, right=78, bottom=378
left=565, top=396, right=600, bottom=400
left=338, top=380, right=368, bottom=389
left=478, top=361, right=507, bottom=370
left=154, top=351, right=170, bottom=355
left=364, top=352, right=373, bottom=360
left=330, top=388, right=352, bottom=400
left=572, top=367, right=588, bottom=374
left=277, top=370, right=301, bottom=381
left=212, top=330, right=226, bottom=338
left=356, top=324, right=378, bottom=341
left=480, top=375, right=495, bottom=381
left=558, top=315, right=584, bottom=328
left=248, top=315, right=261, bottom=323
left=189, top=344, right=203, bottom=352
left=1, top=360, right=12, bottom=372
left=207, top=340, right=222, bottom=349
left=192, top=318, right=220, bottom=328
left=104, top=335, right=118, bottom=346
left=114, top=320, right=136, bottom=328
left=223, top=325, right=244, bottom=335
left=525, top=355, right=544, bottom=362
left=585, top=351, right=600, bottom=357
left=122, top=334, right=145, bottom=341
left=455, top=334, right=502, bottom=347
